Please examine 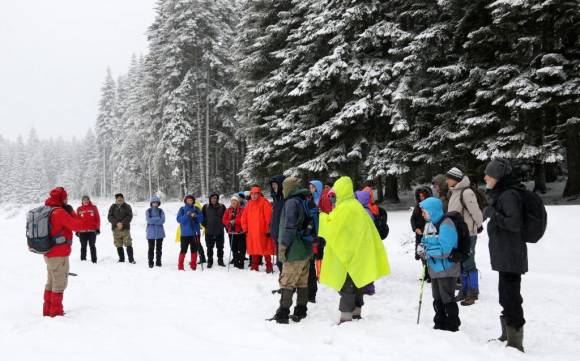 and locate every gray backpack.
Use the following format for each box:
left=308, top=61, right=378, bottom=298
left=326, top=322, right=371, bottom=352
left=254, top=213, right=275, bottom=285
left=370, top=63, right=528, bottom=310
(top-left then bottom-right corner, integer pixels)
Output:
left=26, top=206, right=66, bottom=254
